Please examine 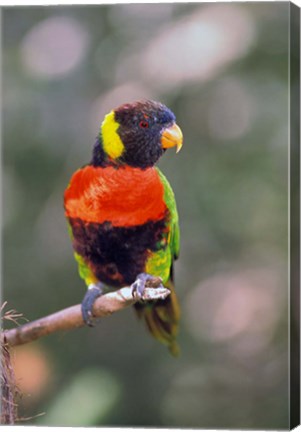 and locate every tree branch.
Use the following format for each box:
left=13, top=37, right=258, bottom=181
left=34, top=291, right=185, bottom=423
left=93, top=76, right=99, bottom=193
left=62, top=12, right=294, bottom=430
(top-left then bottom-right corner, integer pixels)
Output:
left=2, top=283, right=170, bottom=348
